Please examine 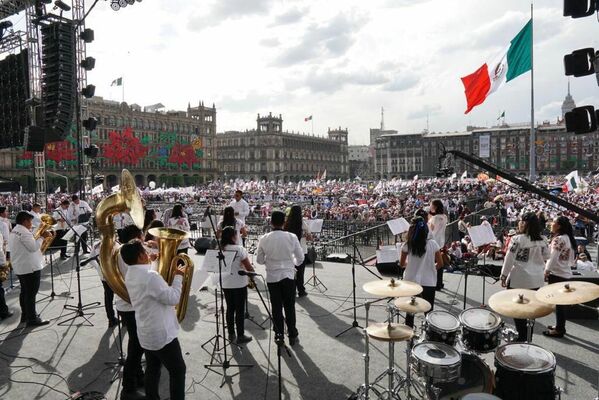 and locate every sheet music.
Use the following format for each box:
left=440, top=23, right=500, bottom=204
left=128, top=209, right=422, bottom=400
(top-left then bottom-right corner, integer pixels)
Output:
left=376, top=245, right=399, bottom=263
left=467, top=224, right=496, bottom=247
left=200, top=250, right=236, bottom=274
left=61, top=224, right=88, bottom=242
left=387, top=218, right=410, bottom=235
left=305, top=219, right=324, bottom=233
